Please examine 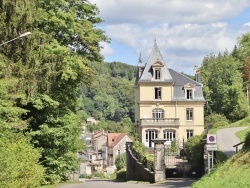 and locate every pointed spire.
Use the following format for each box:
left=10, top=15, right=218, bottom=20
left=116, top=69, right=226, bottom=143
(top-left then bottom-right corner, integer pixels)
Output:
left=139, top=51, right=142, bottom=63
left=138, top=50, right=144, bottom=67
